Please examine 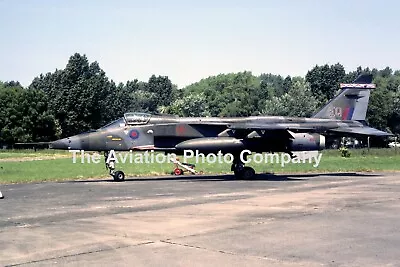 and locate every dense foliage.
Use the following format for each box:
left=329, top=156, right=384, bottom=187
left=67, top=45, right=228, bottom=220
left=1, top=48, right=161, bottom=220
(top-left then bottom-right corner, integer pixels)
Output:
left=0, top=53, right=399, bottom=144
